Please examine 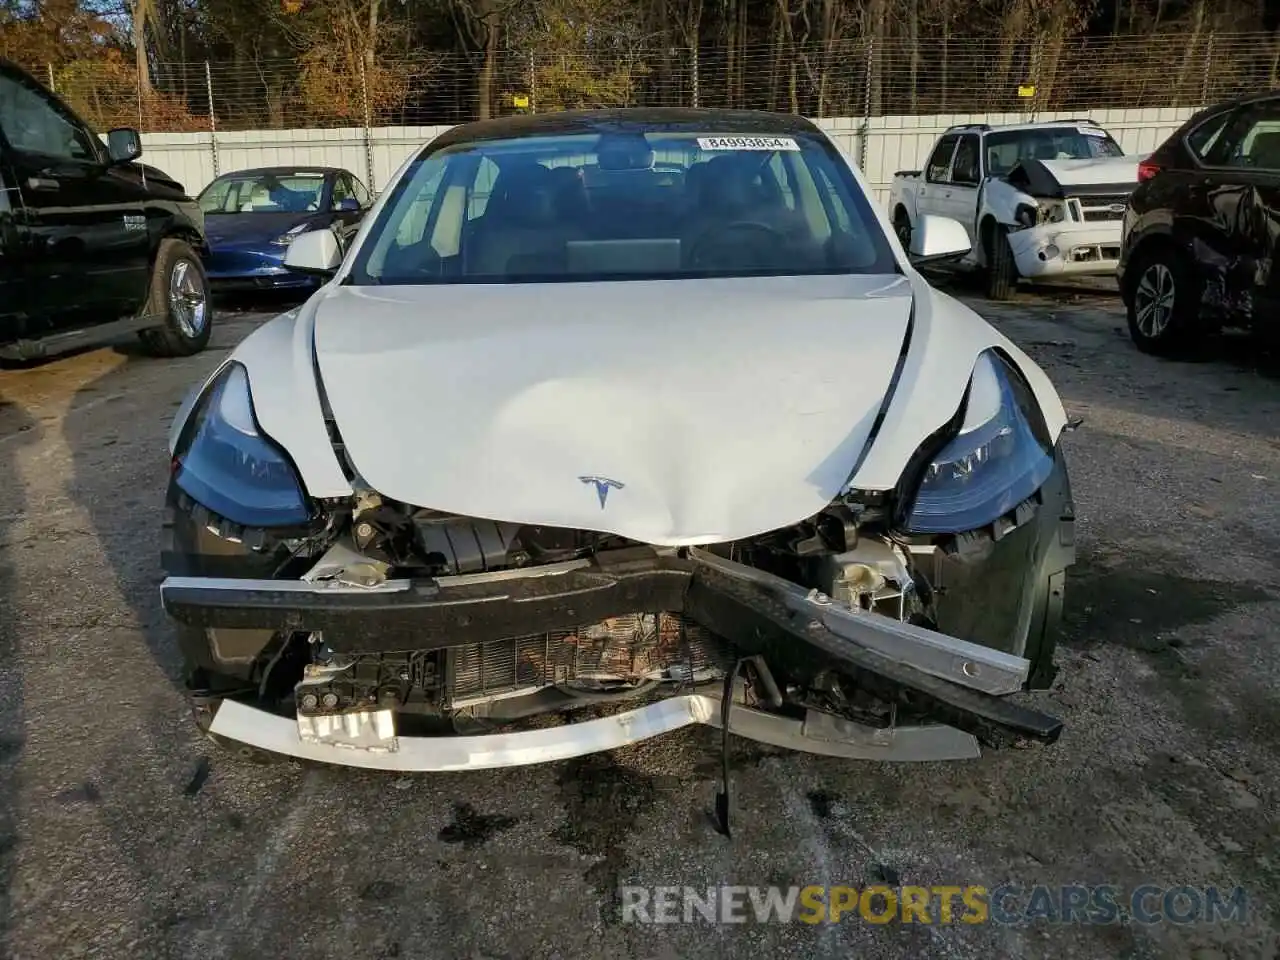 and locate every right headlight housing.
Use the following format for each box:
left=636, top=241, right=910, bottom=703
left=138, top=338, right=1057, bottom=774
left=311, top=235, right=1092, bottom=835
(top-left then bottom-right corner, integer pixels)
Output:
left=903, top=350, right=1055, bottom=534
